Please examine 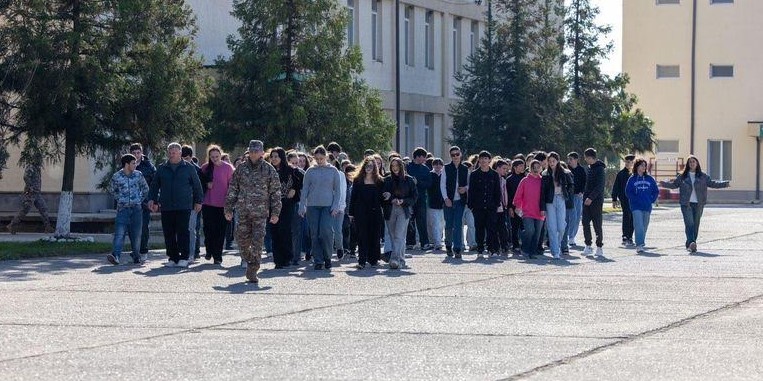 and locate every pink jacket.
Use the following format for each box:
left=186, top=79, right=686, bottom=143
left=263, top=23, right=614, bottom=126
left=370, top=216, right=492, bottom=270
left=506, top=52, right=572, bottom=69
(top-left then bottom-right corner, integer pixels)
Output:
left=201, top=162, right=235, bottom=208
left=513, top=174, right=544, bottom=221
